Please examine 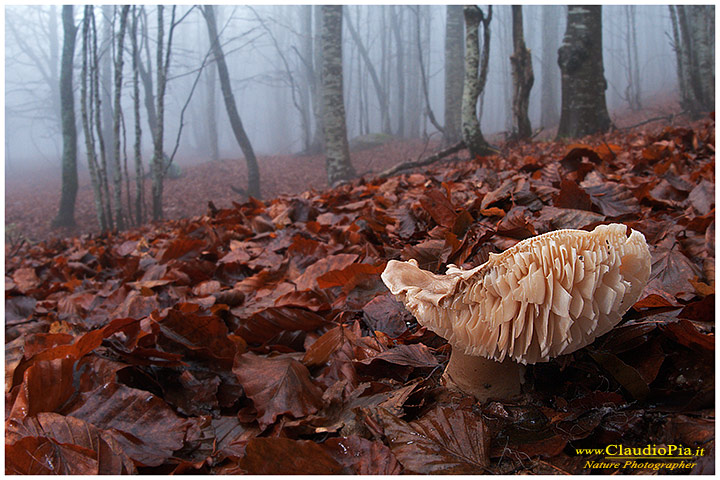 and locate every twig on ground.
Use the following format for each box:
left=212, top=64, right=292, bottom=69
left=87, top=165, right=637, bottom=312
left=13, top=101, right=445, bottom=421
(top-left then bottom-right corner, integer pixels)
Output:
left=378, top=141, right=466, bottom=179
